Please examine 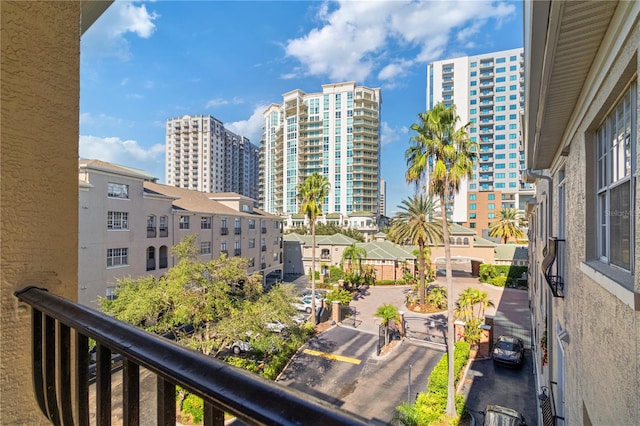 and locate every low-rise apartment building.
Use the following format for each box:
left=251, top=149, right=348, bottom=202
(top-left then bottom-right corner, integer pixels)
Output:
left=525, top=1, right=639, bottom=424
left=79, top=159, right=283, bottom=309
